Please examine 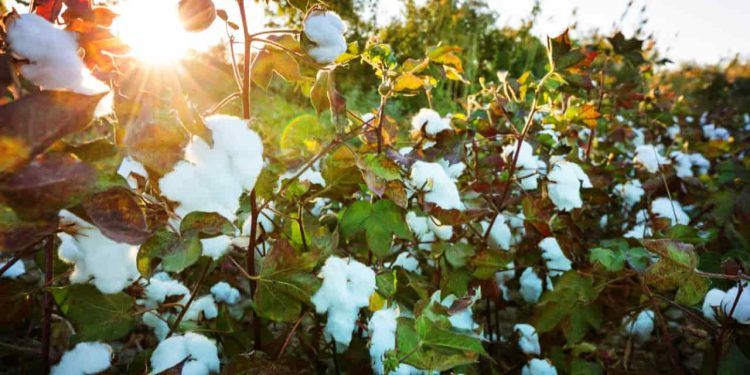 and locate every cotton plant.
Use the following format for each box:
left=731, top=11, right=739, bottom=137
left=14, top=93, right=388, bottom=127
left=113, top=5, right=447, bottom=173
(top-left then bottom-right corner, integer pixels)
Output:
left=311, top=256, right=376, bottom=350
left=149, top=332, right=220, bottom=374
left=51, top=342, right=112, bottom=375
left=409, top=161, right=465, bottom=211
left=303, top=10, right=347, bottom=64
left=546, top=158, right=592, bottom=211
